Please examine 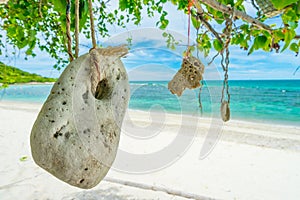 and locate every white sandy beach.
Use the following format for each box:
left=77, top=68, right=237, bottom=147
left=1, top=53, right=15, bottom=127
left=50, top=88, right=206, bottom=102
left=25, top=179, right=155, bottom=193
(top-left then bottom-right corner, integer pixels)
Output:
left=0, top=101, right=300, bottom=200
